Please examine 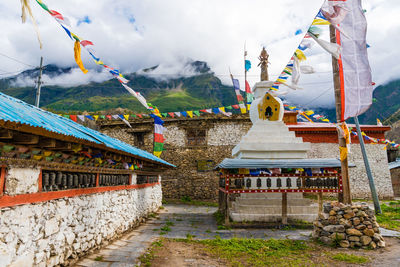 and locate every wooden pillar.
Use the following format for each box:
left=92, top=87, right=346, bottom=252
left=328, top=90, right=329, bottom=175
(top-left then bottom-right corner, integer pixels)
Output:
left=0, top=167, right=6, bottom=196
left=224, top=176, right=230, bottom=225
left=282, top=192, right=288, bottom=225
left=330, top=24, right=351, bottom=204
